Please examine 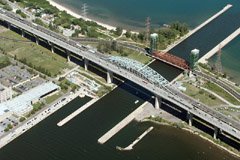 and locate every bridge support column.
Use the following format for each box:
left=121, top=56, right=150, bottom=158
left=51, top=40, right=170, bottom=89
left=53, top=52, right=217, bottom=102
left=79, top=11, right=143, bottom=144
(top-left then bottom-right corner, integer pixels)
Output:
left=21, top=29, right=25, bottom=37
left=187, top=112, right=193, bottom=126
left=154, top=96, right=161, bottom=110
left=6, top=22, right=11, bottom=29
left=213, top=126, right=219, bottom=140
left=51, top=43, right=54, bottom=53
left=84, top=58, right=89, bottom=71
left=35, top=36, right=39, bottom=45
left=107, top=70, right=113, bottom=84
left=66, top=50, right=71, bottom=62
